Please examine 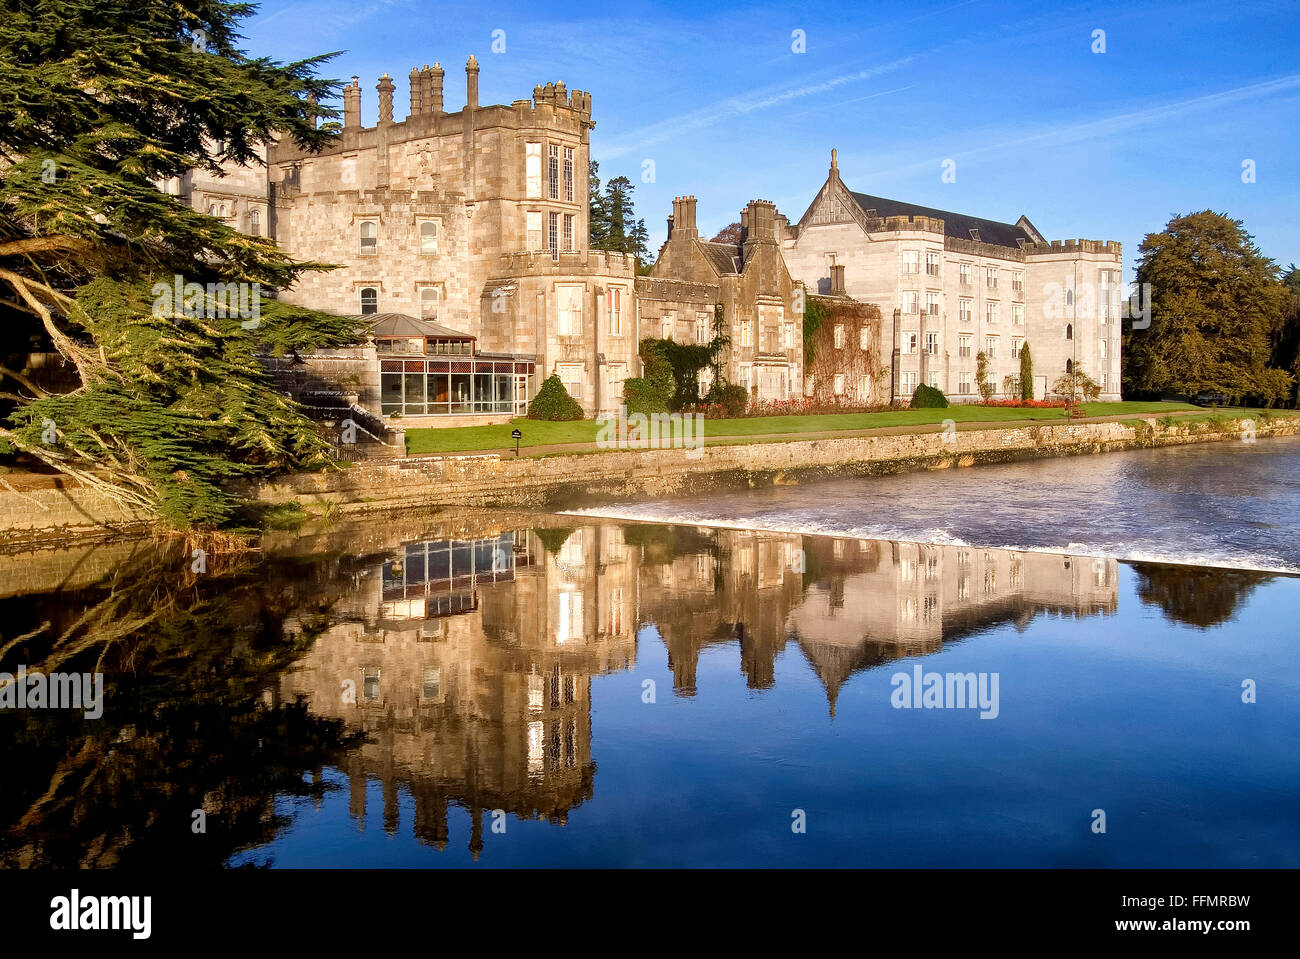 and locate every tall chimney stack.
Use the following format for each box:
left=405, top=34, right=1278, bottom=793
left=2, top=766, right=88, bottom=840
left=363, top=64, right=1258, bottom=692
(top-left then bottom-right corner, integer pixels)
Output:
left=671, top=196, right=698, bottom=240
left=465, top=55, right=479, bottom=110
left=377, top=74, right=395, bottom=125
left=408, top=67, right=422, bottom=117
left=429, top=63, right=444, bottom=114
left=343, top=77, right=361, bottom=128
